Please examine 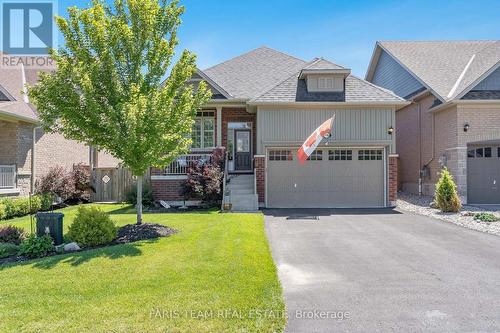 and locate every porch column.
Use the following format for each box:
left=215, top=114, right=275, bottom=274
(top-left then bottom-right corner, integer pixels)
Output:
left=216, top=106, right=222, bottom=147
